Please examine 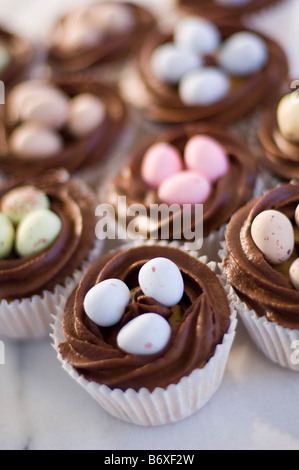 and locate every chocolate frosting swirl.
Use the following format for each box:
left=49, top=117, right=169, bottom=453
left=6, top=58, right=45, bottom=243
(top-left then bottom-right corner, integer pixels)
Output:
left=0, top=169, right=97, bottom=299
left=138, top=24, right=288, bottom=124
left=223, top=182, right=299, bottom=330
left=0, top=27, right=32, bottom=88
left=59, top=245, right=231, bottom=392
left=110, top=125, right=257, bottom=238
left=0, top=76, right=126, bottom=177
left=47, top=2, right=156, bottom=73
